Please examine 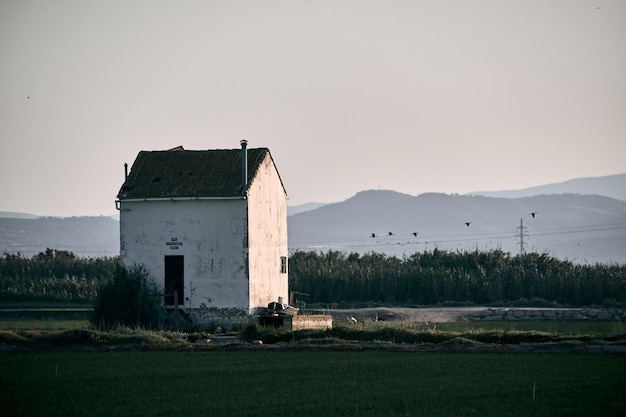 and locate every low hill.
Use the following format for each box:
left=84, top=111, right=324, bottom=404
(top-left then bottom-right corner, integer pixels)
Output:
left=288, top=191, right=626, bottom=264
